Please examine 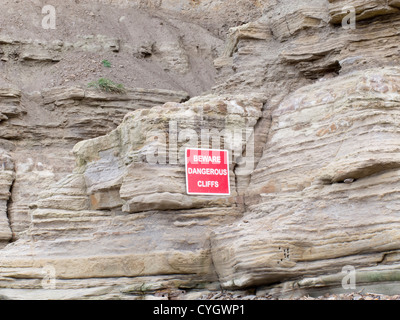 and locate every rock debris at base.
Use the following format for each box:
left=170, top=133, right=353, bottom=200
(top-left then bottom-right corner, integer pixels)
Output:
left=199, top=292, right=400, bottom=301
